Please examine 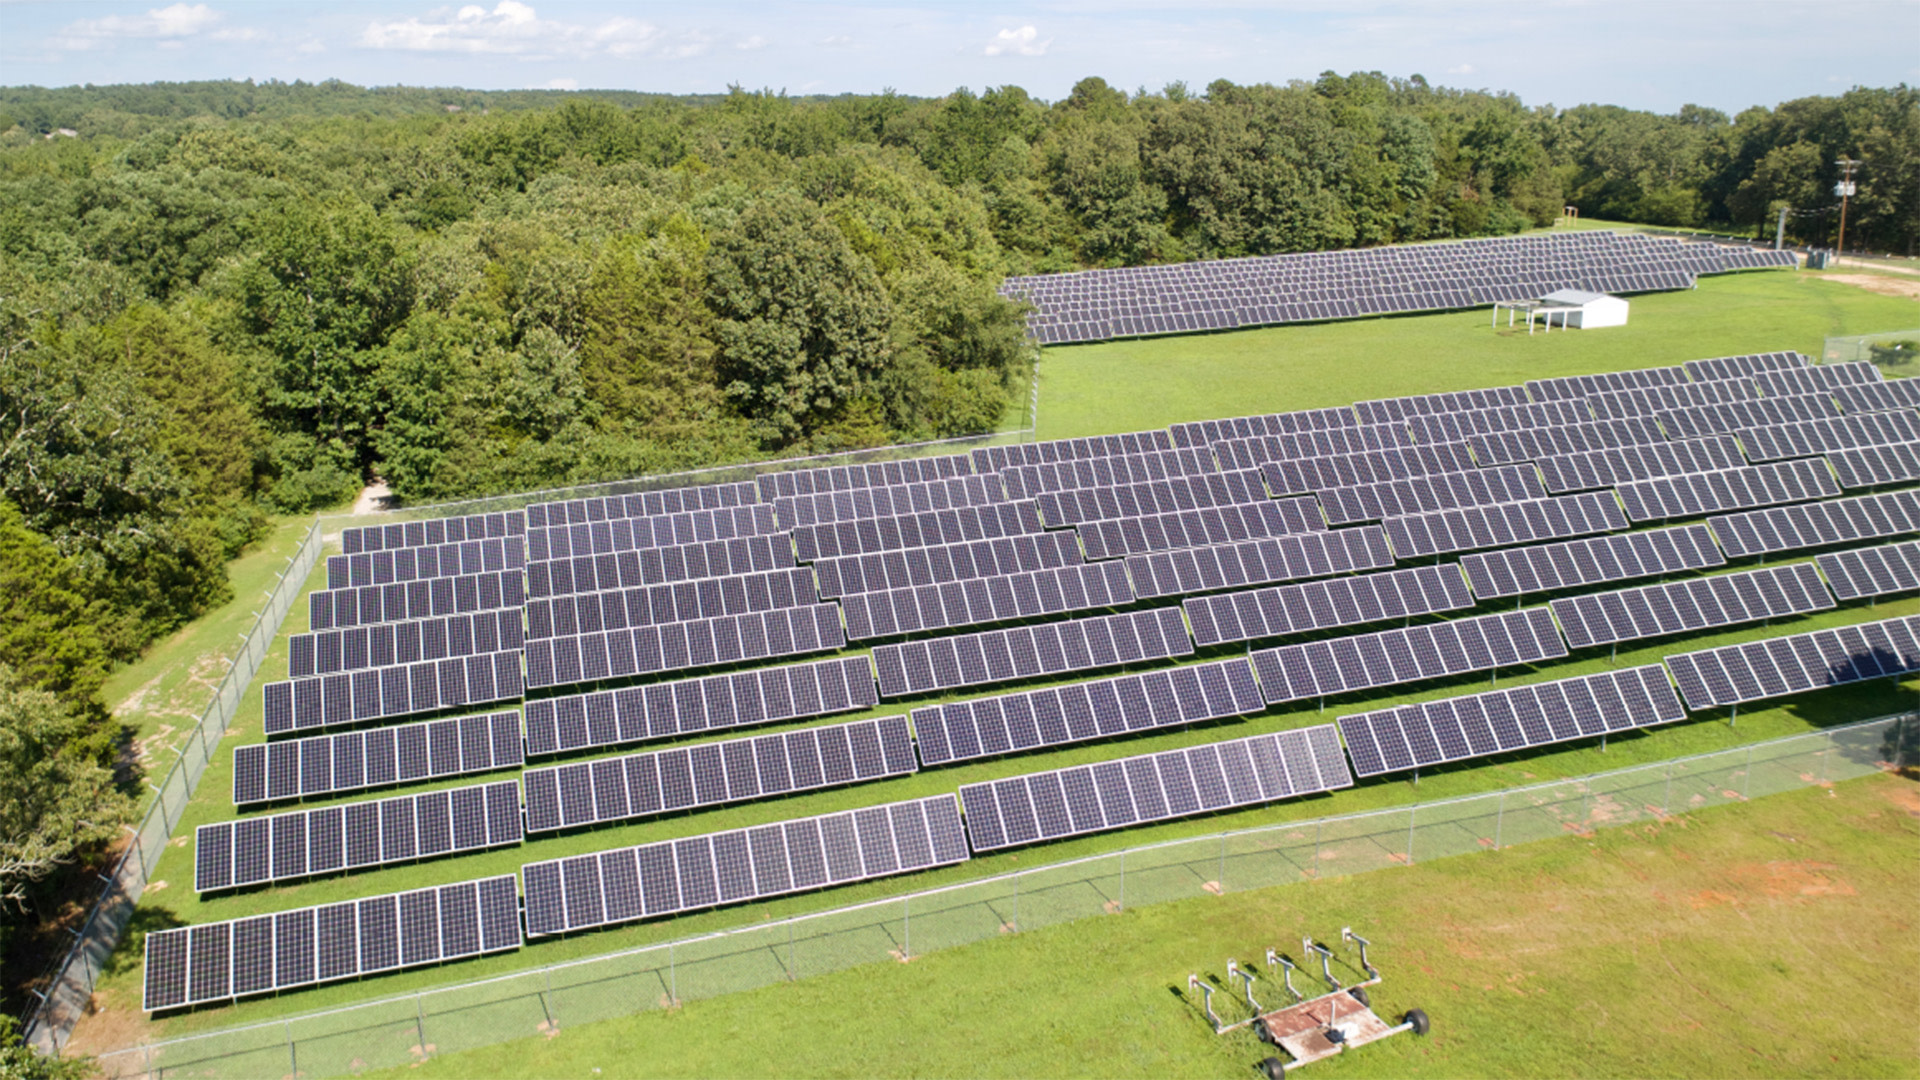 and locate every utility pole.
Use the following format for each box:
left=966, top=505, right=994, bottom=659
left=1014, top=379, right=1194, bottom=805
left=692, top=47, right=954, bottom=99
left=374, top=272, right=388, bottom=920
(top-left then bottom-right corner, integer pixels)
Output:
left=1834, top=156, right=1860, bottom=255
